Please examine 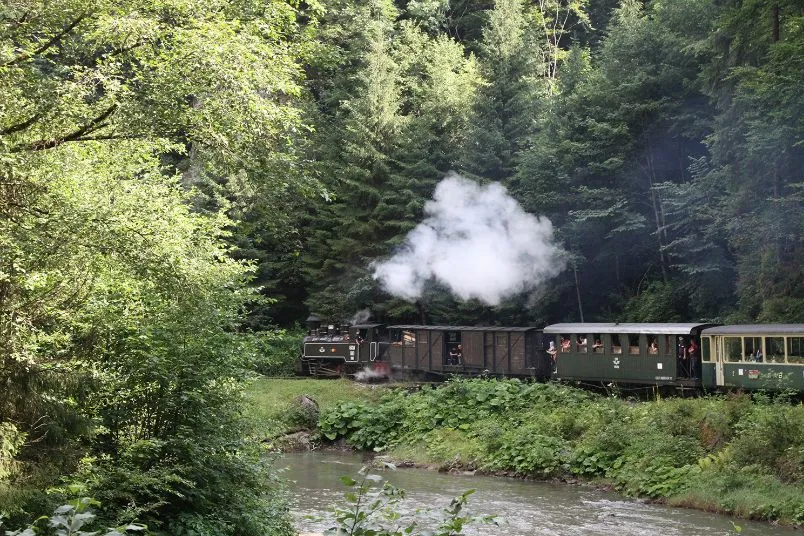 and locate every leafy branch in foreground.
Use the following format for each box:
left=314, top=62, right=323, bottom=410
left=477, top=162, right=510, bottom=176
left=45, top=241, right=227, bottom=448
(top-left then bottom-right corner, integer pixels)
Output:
left=0, top=497, right=146, bottom=536
left=324, top=465, right=496, bottom=536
